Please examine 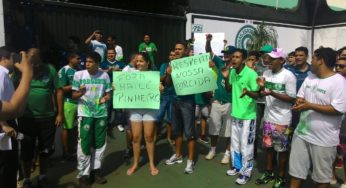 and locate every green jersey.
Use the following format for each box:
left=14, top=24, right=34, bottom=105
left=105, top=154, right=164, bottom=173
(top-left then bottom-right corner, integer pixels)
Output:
left=72, top=70, right=112, bottom=118
left=229, top=65, right=259, bottom=119
left=58, top=65, right=77, bottom=103
left=213, top=55, right=232, bottom=103
left=138, top=42, right=157, bottom=64
left=24, top=64, right=59, bottom=118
